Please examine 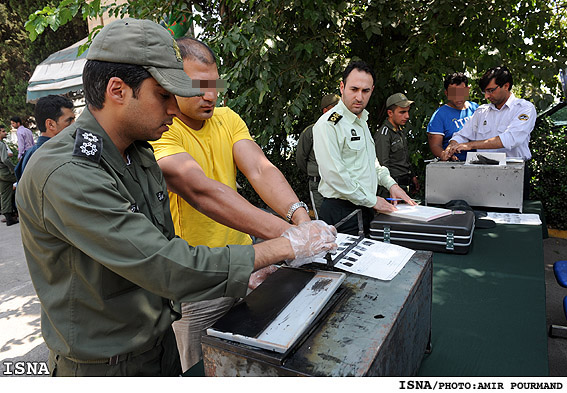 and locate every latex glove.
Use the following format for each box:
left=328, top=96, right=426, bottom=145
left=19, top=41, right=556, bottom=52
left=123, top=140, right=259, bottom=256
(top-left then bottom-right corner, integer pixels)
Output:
left=281, top=220, right=337, bottom=267
left=248, top=265, right=279, bottom=290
